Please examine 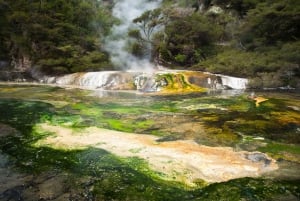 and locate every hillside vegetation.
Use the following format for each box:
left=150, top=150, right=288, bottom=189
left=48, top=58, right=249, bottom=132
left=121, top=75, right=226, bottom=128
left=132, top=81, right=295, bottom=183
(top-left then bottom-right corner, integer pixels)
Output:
left=0, top=0, right=115, bottom=75
left=0, top=0, right=299, bottom=88
left=155, top=0, right=300, bottom=88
